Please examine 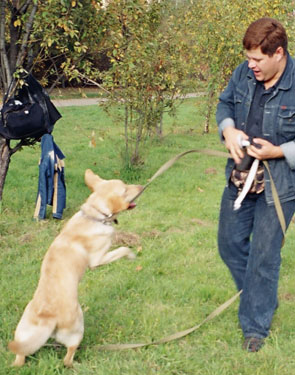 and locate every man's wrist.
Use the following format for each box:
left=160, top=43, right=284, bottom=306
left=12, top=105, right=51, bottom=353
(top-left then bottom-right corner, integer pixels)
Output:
left=218, top=119, right=235, bottom=140
left=273, top=145, right=284, bottom=159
